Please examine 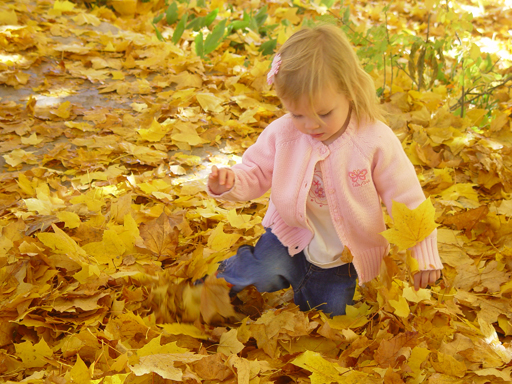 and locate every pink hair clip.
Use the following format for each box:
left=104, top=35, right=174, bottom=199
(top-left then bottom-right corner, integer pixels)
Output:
left=267, top=53, right=281, bottom=85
